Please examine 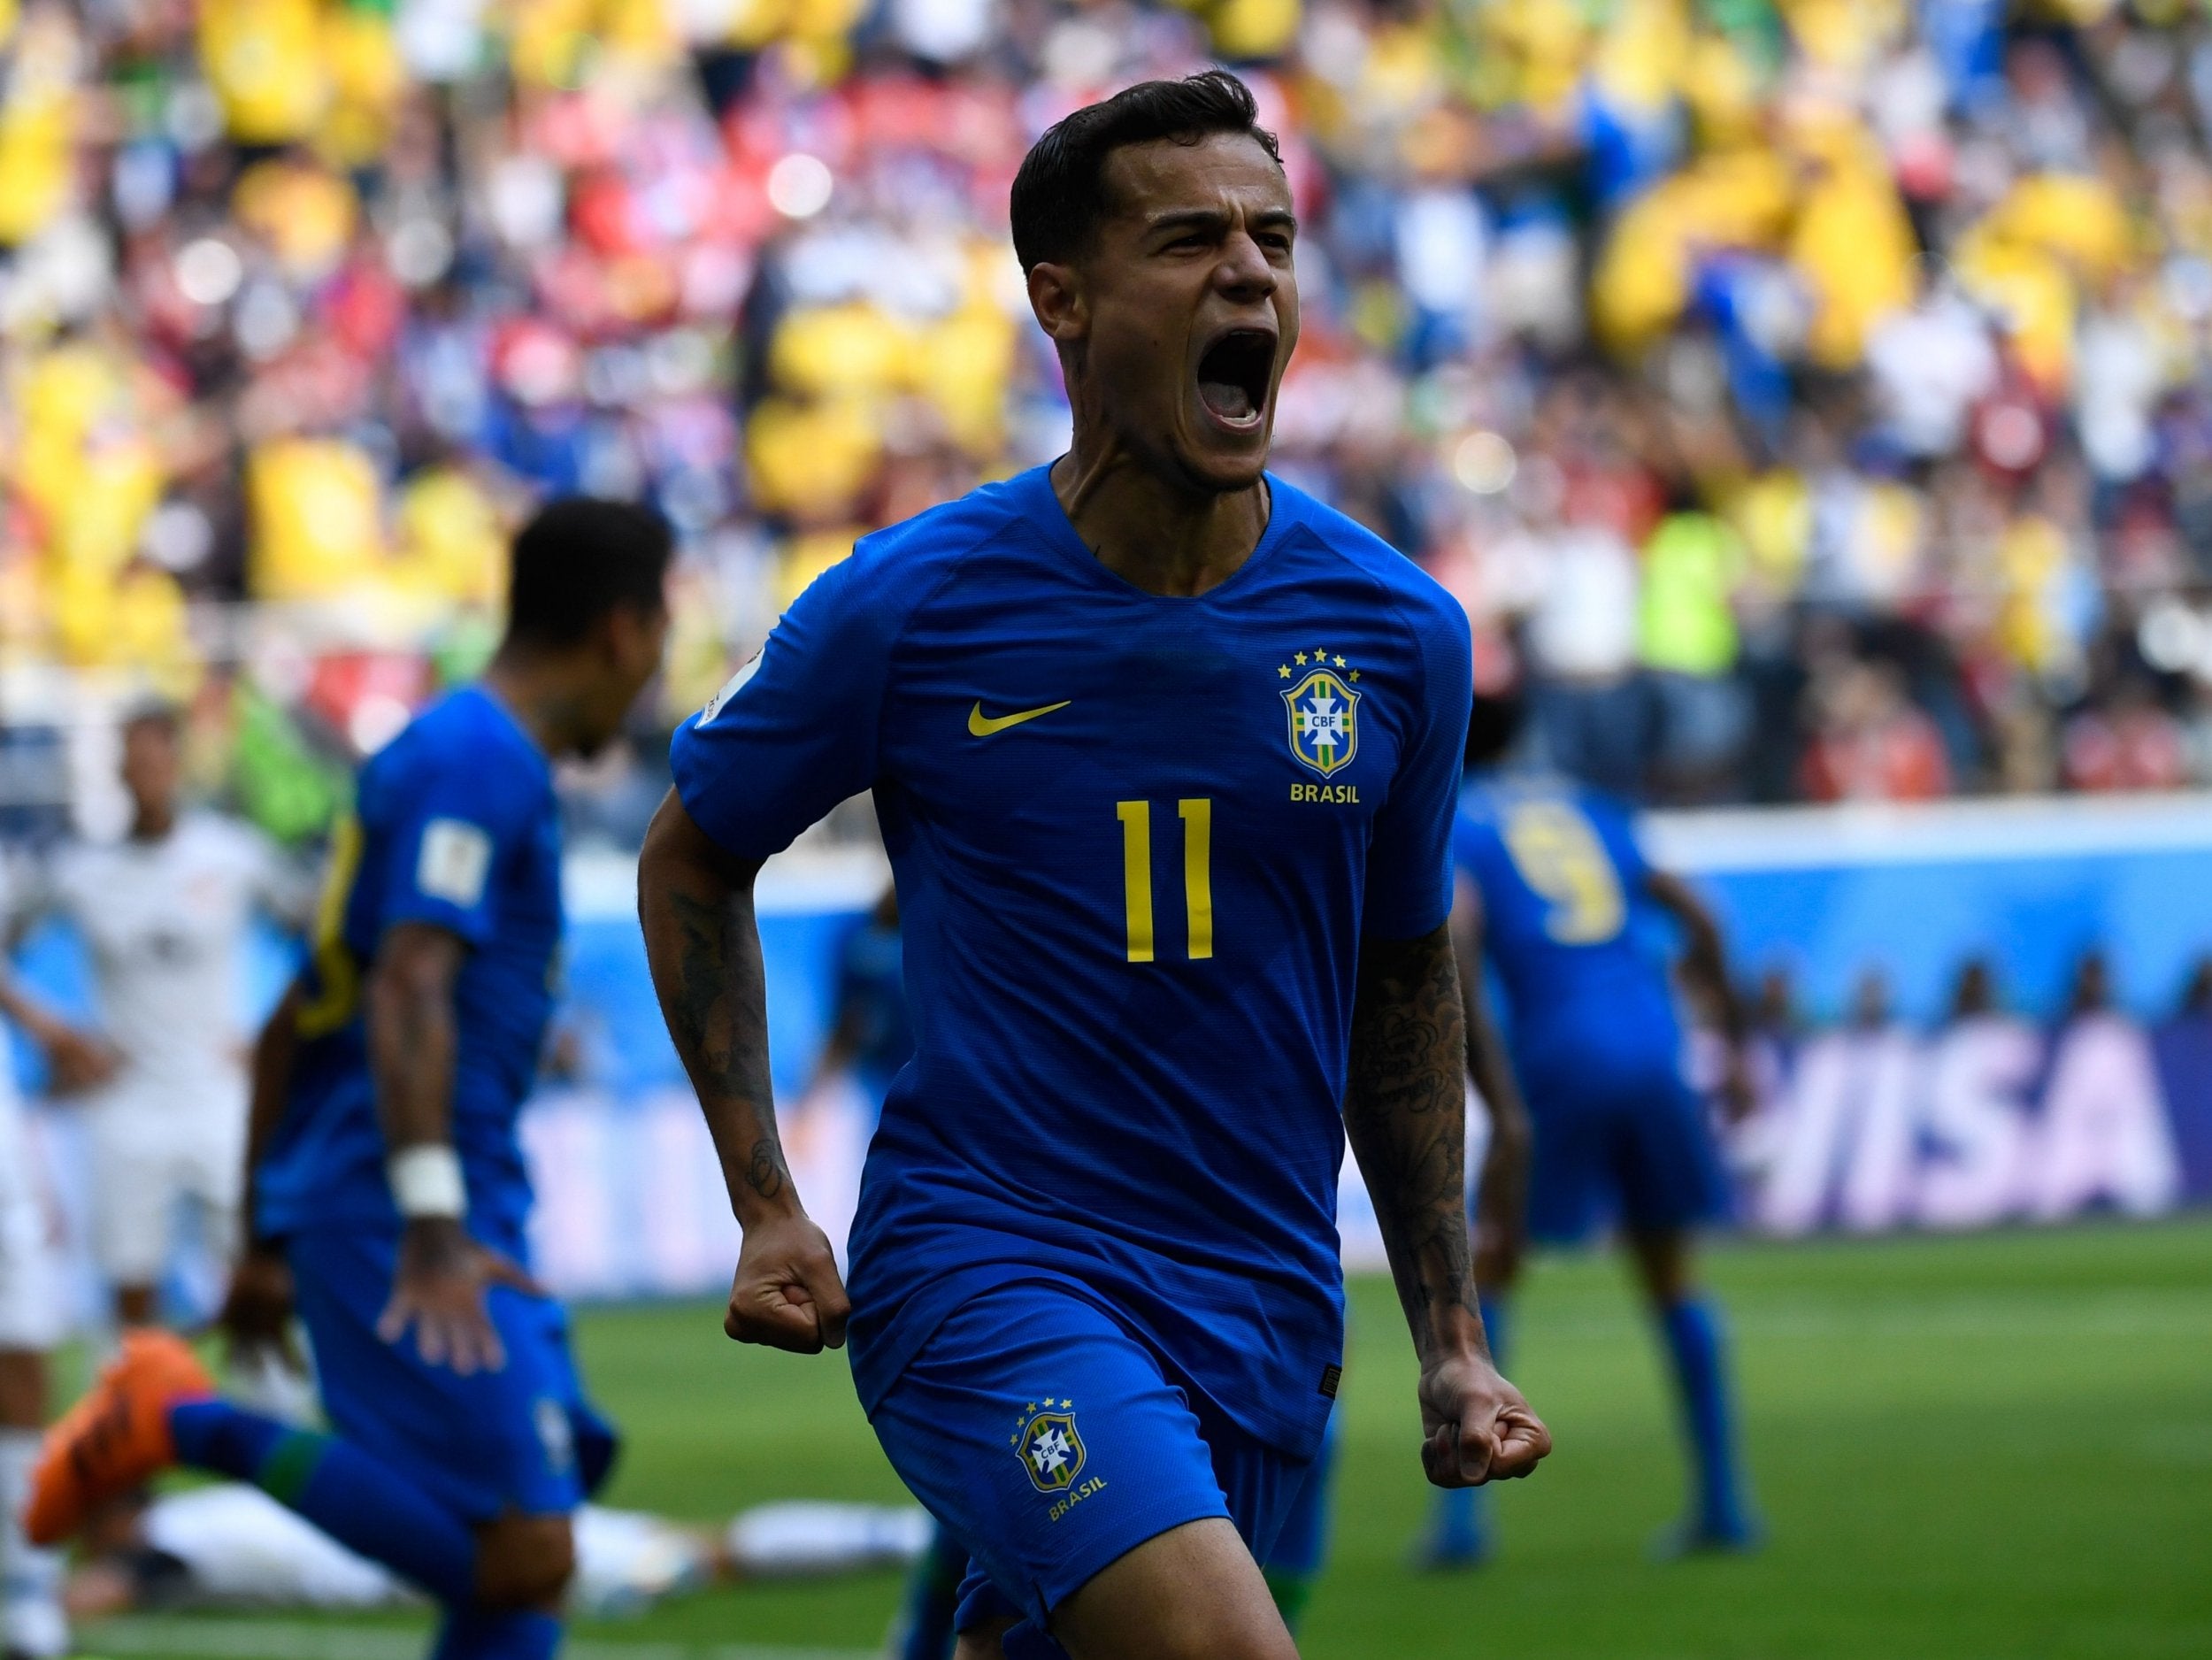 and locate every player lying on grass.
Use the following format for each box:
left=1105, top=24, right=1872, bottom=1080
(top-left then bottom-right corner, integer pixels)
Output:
left=63, top=1484, right=932, bottom=1622
left=27, top=498, right=673, bottom=1660
left=641, top=70, right=1548, bottom=1660
left=1417, top=692, right=1760, bottom=1567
